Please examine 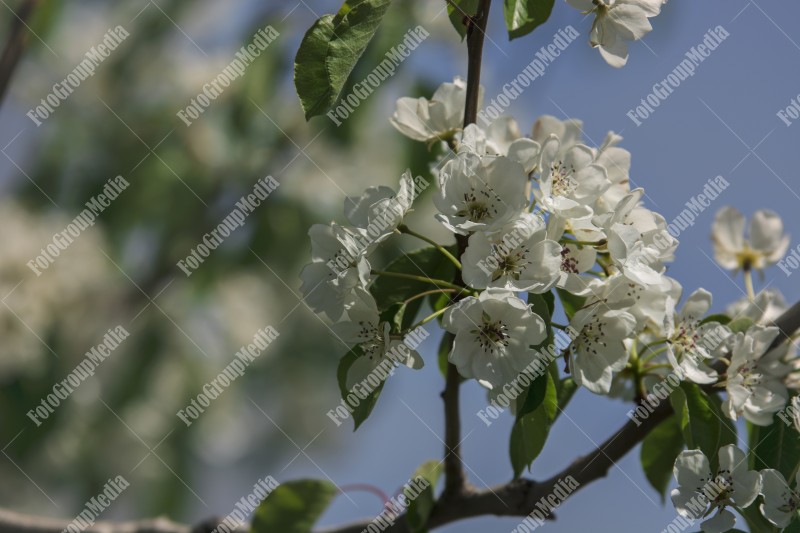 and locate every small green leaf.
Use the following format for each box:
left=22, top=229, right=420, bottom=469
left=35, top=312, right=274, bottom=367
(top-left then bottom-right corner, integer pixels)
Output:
left=728, top=317, right=755, bottom=333
left=294, top=0, right=392, bottom=119
left=542, top=291, right=555, bottom=318
left=515, top=371, right=548, bottom=419
left=510, top=371, right=557, bottom=478
left=446, top=0, right=480, bottom=39
left=437, top=332, right=452, bottom=378
left=740, top=504, right=781, bottom=533
left=251, top=479, right=338, bottom=533
left=641, top=416, right=685, bottom=501
left=679, top=383, right=721, bottom=466
left=749, top=396, right=800, bottom=481
left=337, top=348, right=385, bottom=430
left=370, top=247, right=457, bottom=312
left=555, top=377, right=577, bottom=420
left=699, top=313, right=731, bottom=326
left=503, top=0, right=555, bottom=40
left=405, top=460, right=444, bottom=532
left=555, top=288, right=586, bottom=321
